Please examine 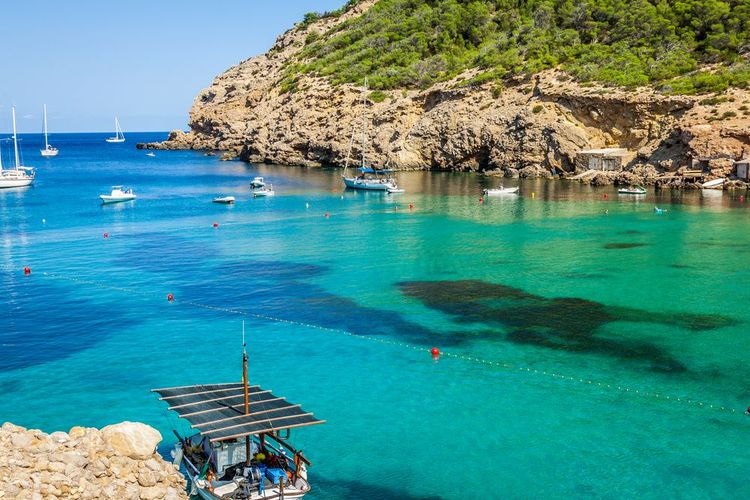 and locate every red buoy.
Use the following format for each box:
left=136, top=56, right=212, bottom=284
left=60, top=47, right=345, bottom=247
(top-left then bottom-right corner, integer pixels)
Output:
left=604, top=193, right=608, bottom=200
left=324, top=213, right=330, bottom=218
left=103, top=232, right=109, bottom=239
left=409, top=204, right=414, bottom=210
left=167, top=293, right=174, bottom=302
left=431, top=347, right=440, bottom=360
left=746, top=406, right=750, bottom=415
left=479, top=197, right=484, bottom=204
left=23, top=266, right=31, bottom=276
left=213, top=222, right=219, bottom=228
left=741, top=195, right=746, bottom=202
